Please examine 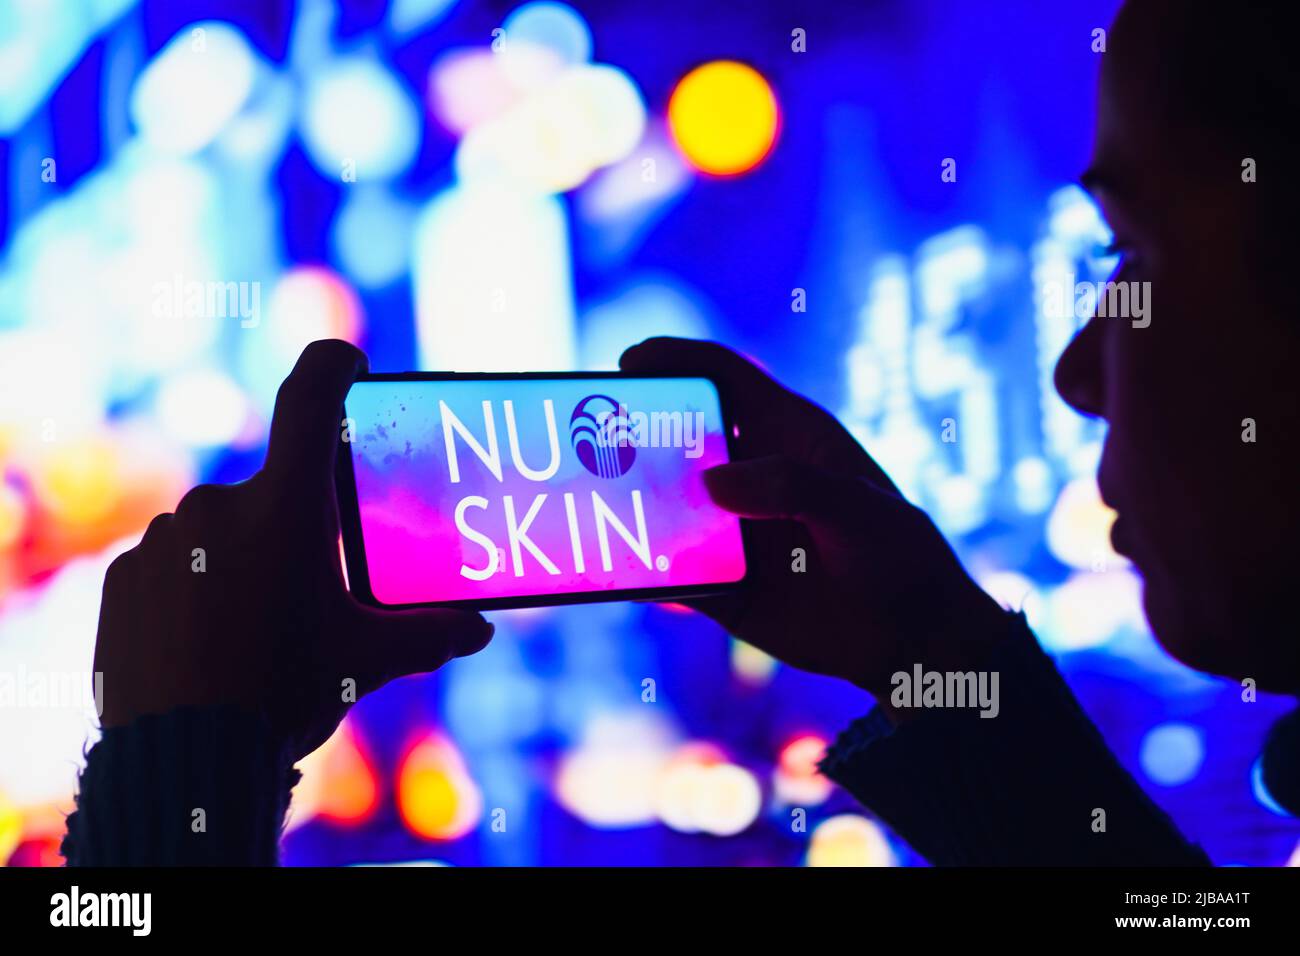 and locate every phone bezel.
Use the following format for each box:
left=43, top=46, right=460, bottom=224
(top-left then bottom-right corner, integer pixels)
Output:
left=335, top=370, right=752, bottom=611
